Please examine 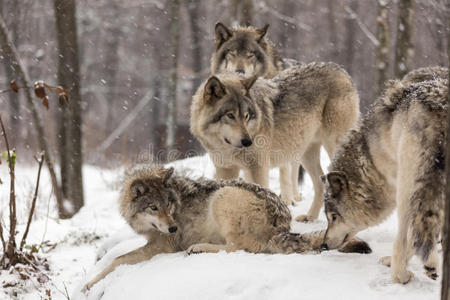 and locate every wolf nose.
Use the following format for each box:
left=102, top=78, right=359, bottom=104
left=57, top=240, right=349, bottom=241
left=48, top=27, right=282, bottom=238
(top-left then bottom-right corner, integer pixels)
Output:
left=168, top=226, right=178, bottom=233
left=241, top=138, right=252, bottom=147
left=320, top=243, right=329, bottom=251
left=235, top=69, right=245, bottom=74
